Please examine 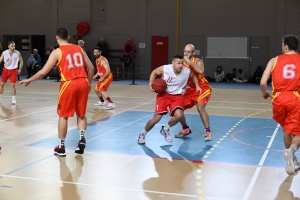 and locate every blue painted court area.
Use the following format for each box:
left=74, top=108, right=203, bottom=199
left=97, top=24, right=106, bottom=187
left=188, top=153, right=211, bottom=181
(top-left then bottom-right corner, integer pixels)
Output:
left=29, top=111, right=290, bottom=169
